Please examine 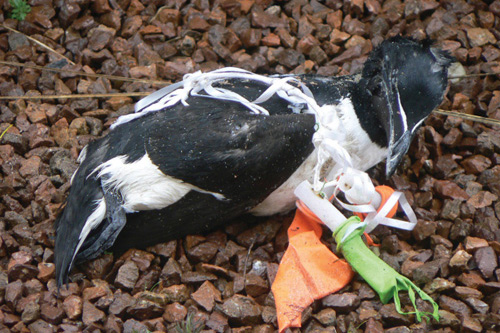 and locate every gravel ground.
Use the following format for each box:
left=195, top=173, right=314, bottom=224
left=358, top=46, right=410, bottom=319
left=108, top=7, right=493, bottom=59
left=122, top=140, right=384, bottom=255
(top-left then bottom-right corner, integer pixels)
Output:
left=1, top=0, right=500, bottom=332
